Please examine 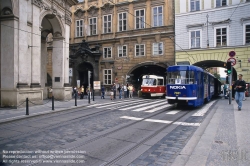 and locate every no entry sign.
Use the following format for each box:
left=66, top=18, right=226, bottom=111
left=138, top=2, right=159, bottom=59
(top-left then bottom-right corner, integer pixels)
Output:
left=227, top=57, right=236, bottom=66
